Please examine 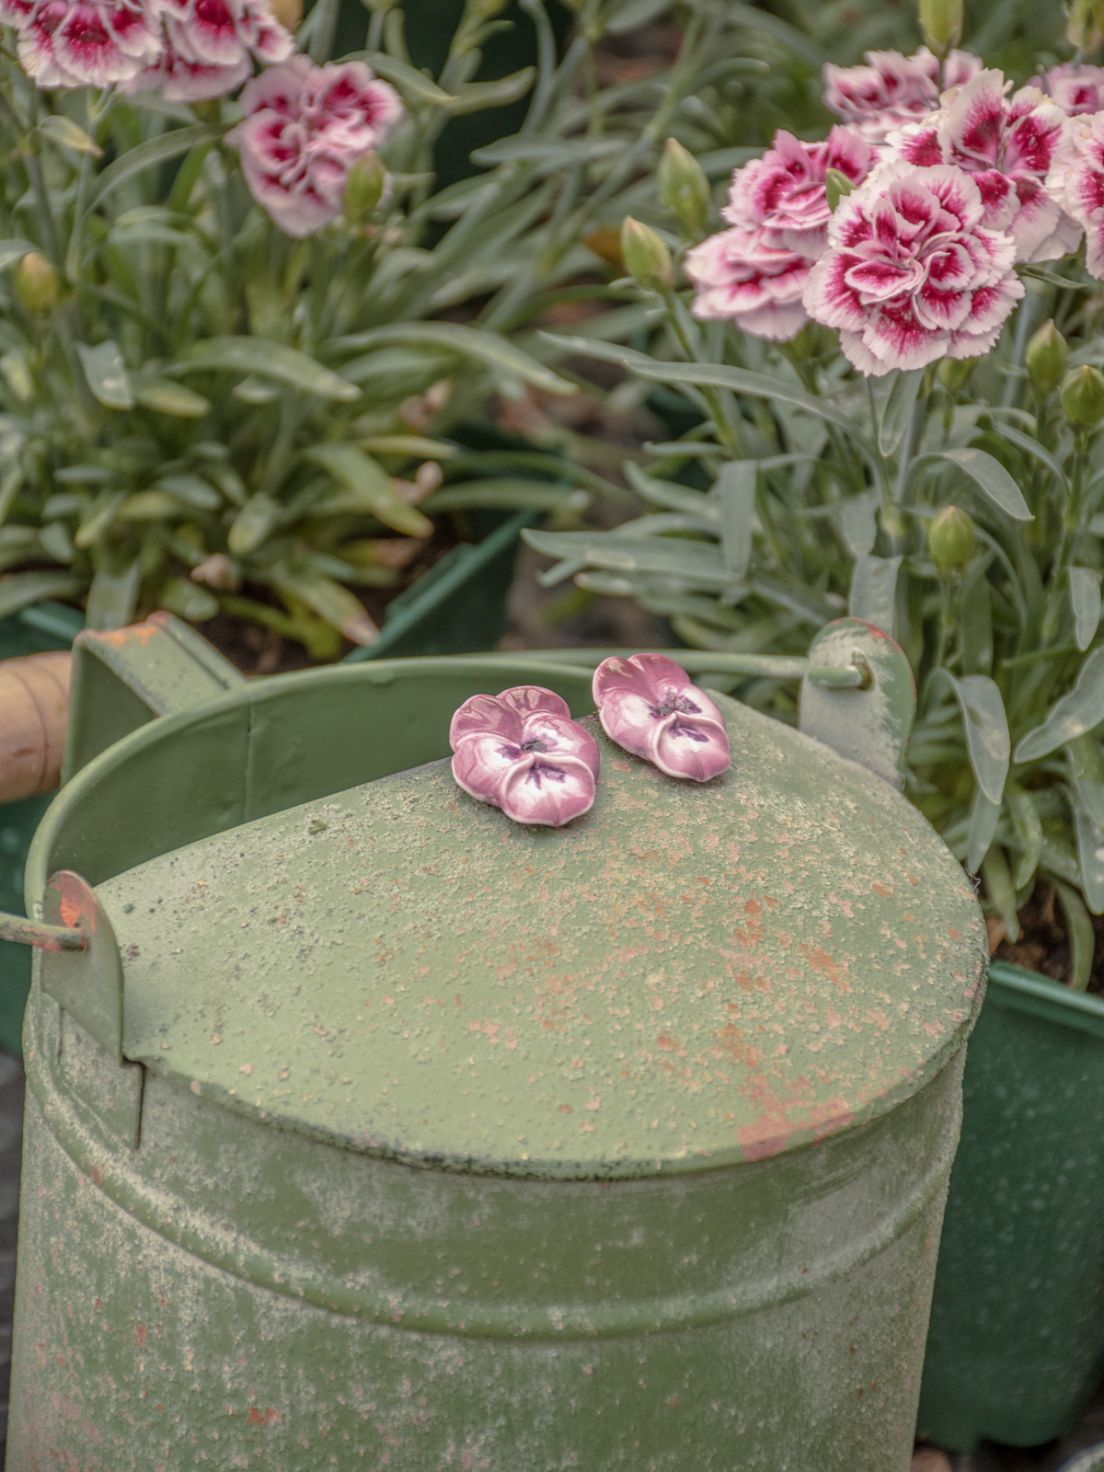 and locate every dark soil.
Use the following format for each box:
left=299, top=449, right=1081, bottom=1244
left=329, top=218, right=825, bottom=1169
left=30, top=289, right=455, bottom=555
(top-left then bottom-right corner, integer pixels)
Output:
left=992, top=885, right=1104, bottom=999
